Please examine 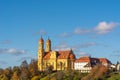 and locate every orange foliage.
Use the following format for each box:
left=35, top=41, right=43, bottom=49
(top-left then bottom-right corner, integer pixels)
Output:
left=81, top=64, right=108, bottom=80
